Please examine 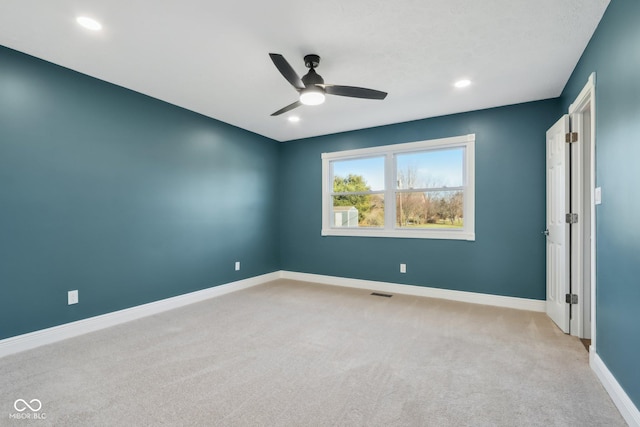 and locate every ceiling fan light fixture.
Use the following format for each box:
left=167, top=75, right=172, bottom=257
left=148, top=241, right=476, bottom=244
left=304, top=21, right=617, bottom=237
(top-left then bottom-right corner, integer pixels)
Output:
left=299, top=87, right=325, bottom=106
